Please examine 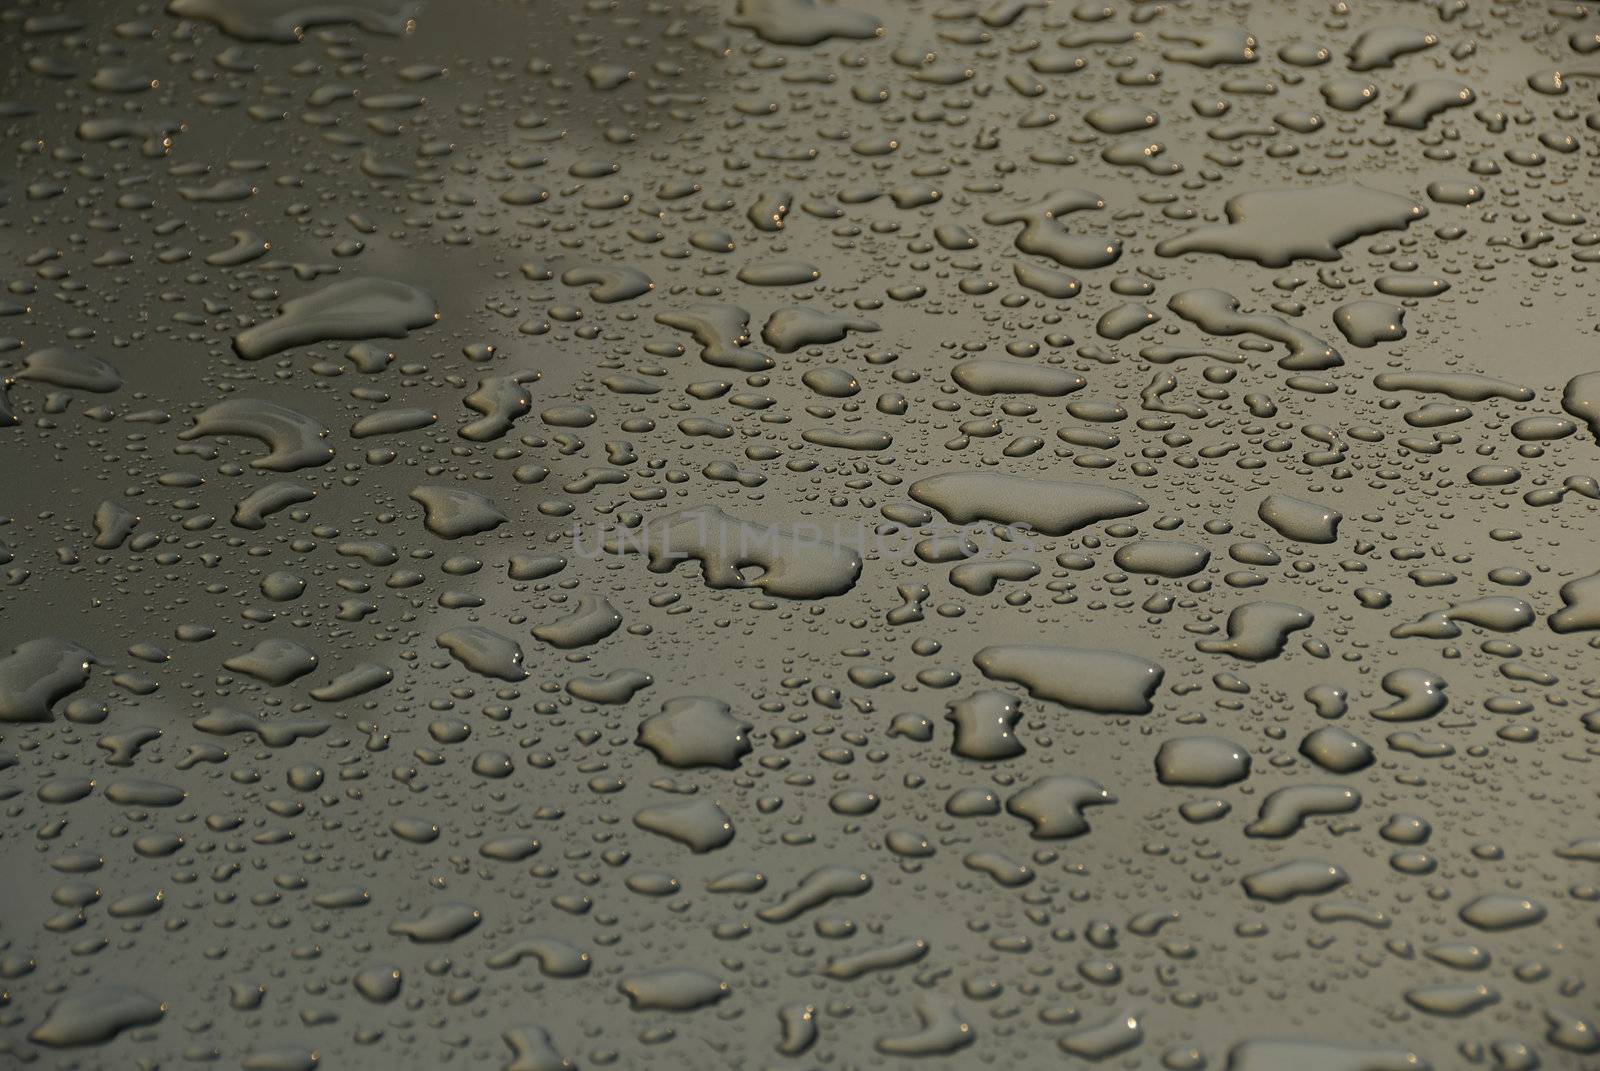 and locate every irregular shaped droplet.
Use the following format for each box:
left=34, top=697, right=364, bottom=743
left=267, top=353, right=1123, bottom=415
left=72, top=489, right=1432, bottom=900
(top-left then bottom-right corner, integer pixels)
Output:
left=1549, top=571, right=1600, bottom=633
left=194, top=705, right=328, bottom=747
left=460, top=374, right=535, bottom=442
left=206, top=229, right=270, bottom=267
left=1156, top=184, right=1425, bottom=266
left=1372, top=669, right=1448, bottom=721
left=310, top=663, right=392, bottom=701
left=567, top=668, right=653, bottom=704
left=728, top=0, right=882, bottom=46
left=1169, top=288, right=1343, bottom=370
left=1196, top=601, right=1313, bottom=660
left=388, top=901, right=482, bottom=943
left=983, top=189, right=1120, bottom=270
left=634, top=799, right=735, bottom=852
left=1006, top=775, right=1115, bottom=838
left=16, top=348, right=122, bottom=392
left=501, top=1025, right=574, bottom=1071
left=778, top=1003, right=818, bottom=1055
left=409, top=485, right=506, bottom=539
left=1384, top=79, right=1473, bottom=129
left=178, top=399, right=333, bottom=471
left=233, top=277, right=437, bottom=359
left=948, top=558, right=1040, bottom=596
left=0, top=638, right=94, bottom=723
left=223, top=638, right=317, bottom=685
left=92, top=500, right=138, bottom=549
left=821, top=937, right=929, bottom=979
left=1306, top=684, right=1349, bottom=718
left=801, top=427, right=893, bottom=451
left=1392, top=597, right=1534, bottom=639
left=945, top=690, right=1025, bottom=760
left=758, top=866, right=871, bottom=922
left=656, top=304, right=773, bottom=371
left=1545, top=1009, right=1600, bottom=1054
left=486, top=937, right=591, bottom=978
left=761, top=306, right=879, bottom=352
left=862, top=993, right=974, bottom=1059
left=964, top=851, right=1033, bottom=887
left=560, top=265, right=652, bottom=303
left=637, top=696, right=752, bottom=769
left=167, top=0, right=419, bottom=43
left=1333, top=301, right=1405, bottom=347
left=610, top=506, right=861, bottom=599
left=974, top=644, right=1164, bottom=714
left=1560, top=371, right=1600, bottom=443
left=1014, top=261, right=1082, bottom=298
left=437, top=627, right=526, bottom=681
left=1347, top=26, right=1438, bottom=70
left=1245, top=785, right=1361, bottom=837
left=531, top=596, right=622, bottom=649
left=29, top=986, right=165, bottom=1047
left=910, top=472, right=1148, bottom=536
left=233, top=481, right=315, bottom=529
left=1380, top=371, right=1533, bottom=402
left=1162, top=27, right=1258, bottom=67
